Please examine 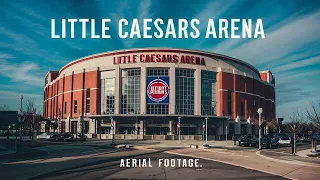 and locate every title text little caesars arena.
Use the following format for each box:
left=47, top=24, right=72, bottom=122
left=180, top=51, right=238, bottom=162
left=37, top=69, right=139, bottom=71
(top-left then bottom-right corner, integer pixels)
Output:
left=43, top=48, right=275, bottom=140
